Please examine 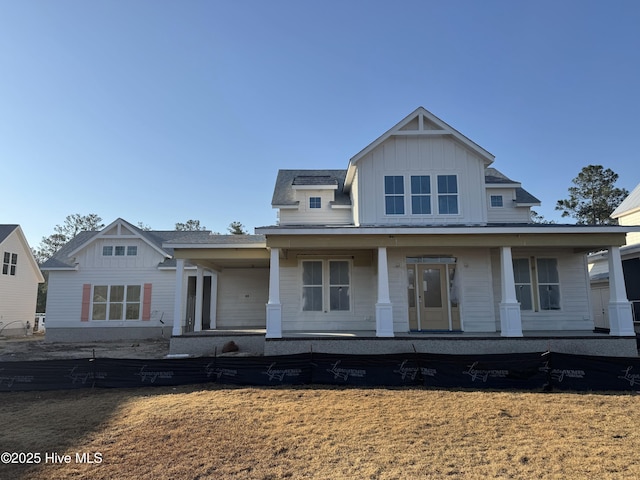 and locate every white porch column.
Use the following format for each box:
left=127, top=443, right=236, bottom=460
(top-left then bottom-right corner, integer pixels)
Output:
left=608, top=246, right=635, bottom=336
left=266, top=247, right=282, bottom=338
left=499, top=246, right=523, bottom=337
left=210, top=271, right=218, bottom=329
left=376, top=247, right=394, bottom=337
left=172, top=258, right=185, bottom=336
left=194, top=266, right=204, bottom=332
